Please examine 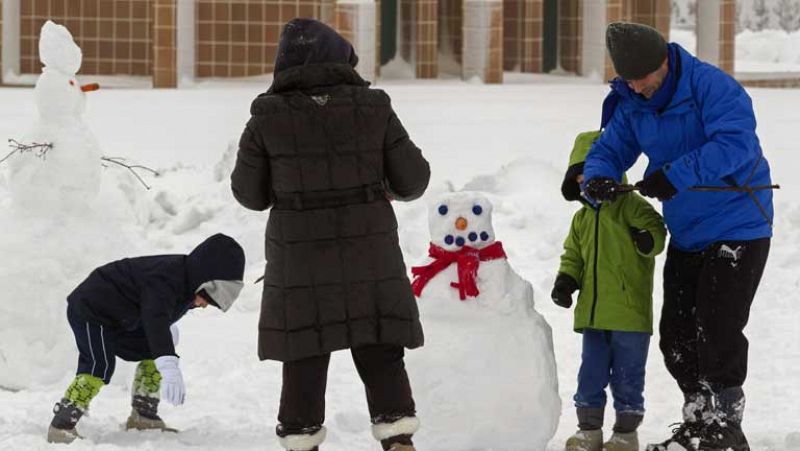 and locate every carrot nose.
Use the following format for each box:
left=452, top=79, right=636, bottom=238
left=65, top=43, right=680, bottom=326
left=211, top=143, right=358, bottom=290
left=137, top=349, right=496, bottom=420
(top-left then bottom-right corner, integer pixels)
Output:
left=81, top=83, right=100, bottom=92
left=455, top=217, right=468, bottom=231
